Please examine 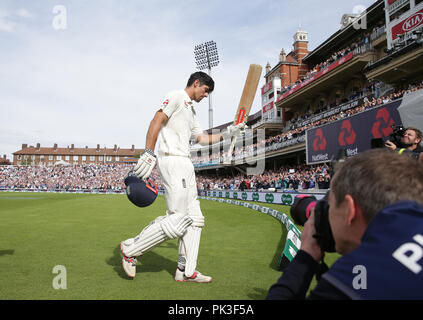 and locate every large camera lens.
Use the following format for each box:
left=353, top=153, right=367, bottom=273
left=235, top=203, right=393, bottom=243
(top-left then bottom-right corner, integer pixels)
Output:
left=290, top=195, right=317, bottom=226
left=290, top=193, right=336, bottom=252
